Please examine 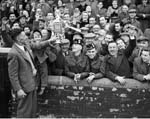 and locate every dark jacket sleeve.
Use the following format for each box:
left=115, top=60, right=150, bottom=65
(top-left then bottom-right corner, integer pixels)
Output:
left=124, top=37, right=136, bottom=58
left=133, top=59, right=145, bottom=81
